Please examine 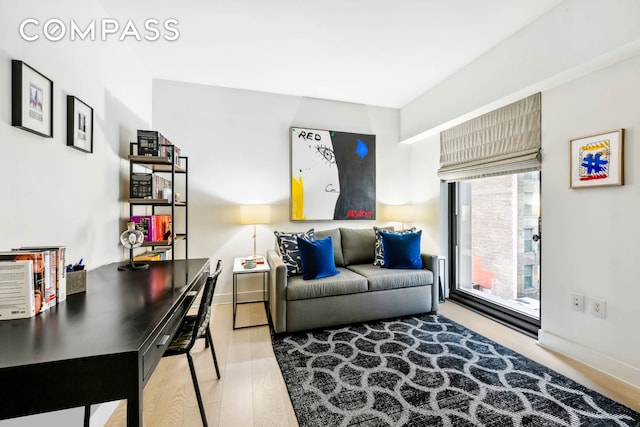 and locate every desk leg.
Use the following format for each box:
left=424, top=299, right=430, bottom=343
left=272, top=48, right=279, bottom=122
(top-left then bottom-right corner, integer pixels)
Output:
left=126, top=386, right=143, bottom=427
